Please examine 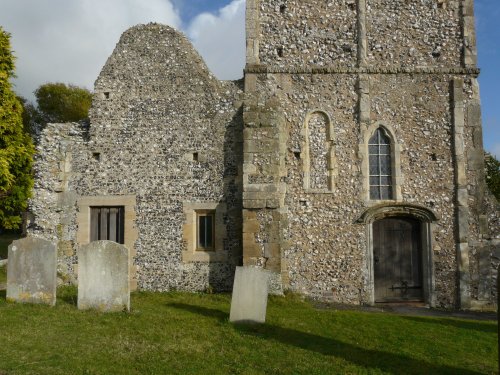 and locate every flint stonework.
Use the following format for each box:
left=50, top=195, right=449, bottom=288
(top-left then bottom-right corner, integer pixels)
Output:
left=6, top=237, right=57, bottom=306
left=78, top=241, right=130, bottom=312
left=230, top=266, right=270, bottom=323
left=28, top=1, right=498, bottom=309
